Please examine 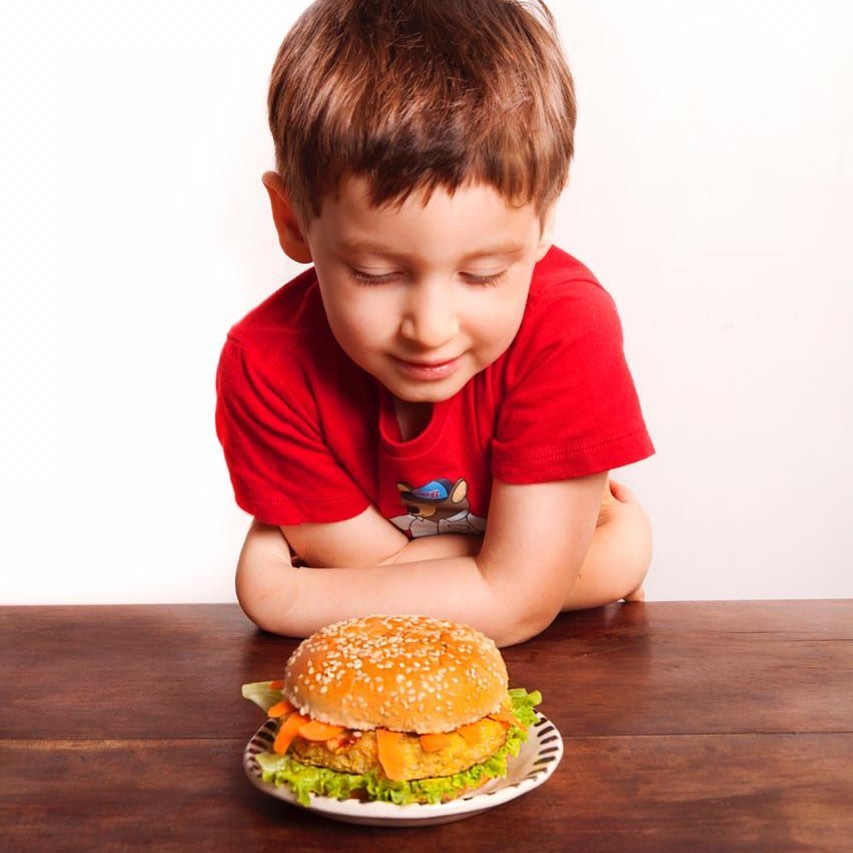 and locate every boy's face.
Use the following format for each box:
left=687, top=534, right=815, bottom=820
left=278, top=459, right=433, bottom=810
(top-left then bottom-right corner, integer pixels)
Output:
left=302, top=177, right=553, bottom=404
